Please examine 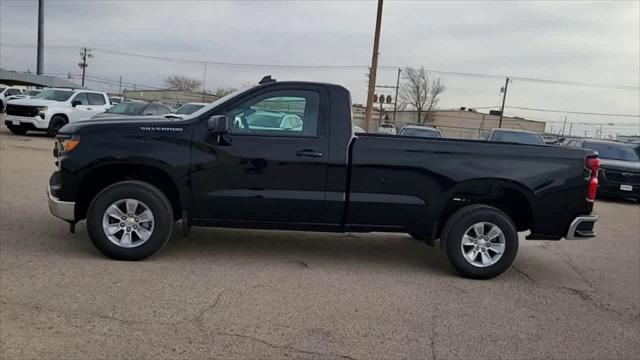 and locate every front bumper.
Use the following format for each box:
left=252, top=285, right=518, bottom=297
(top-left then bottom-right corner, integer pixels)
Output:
left=48, top=186, right=75, bottom=221
left=566, top=214, right=598, bottom=240
left=5, top=114, right=50, bottom=129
